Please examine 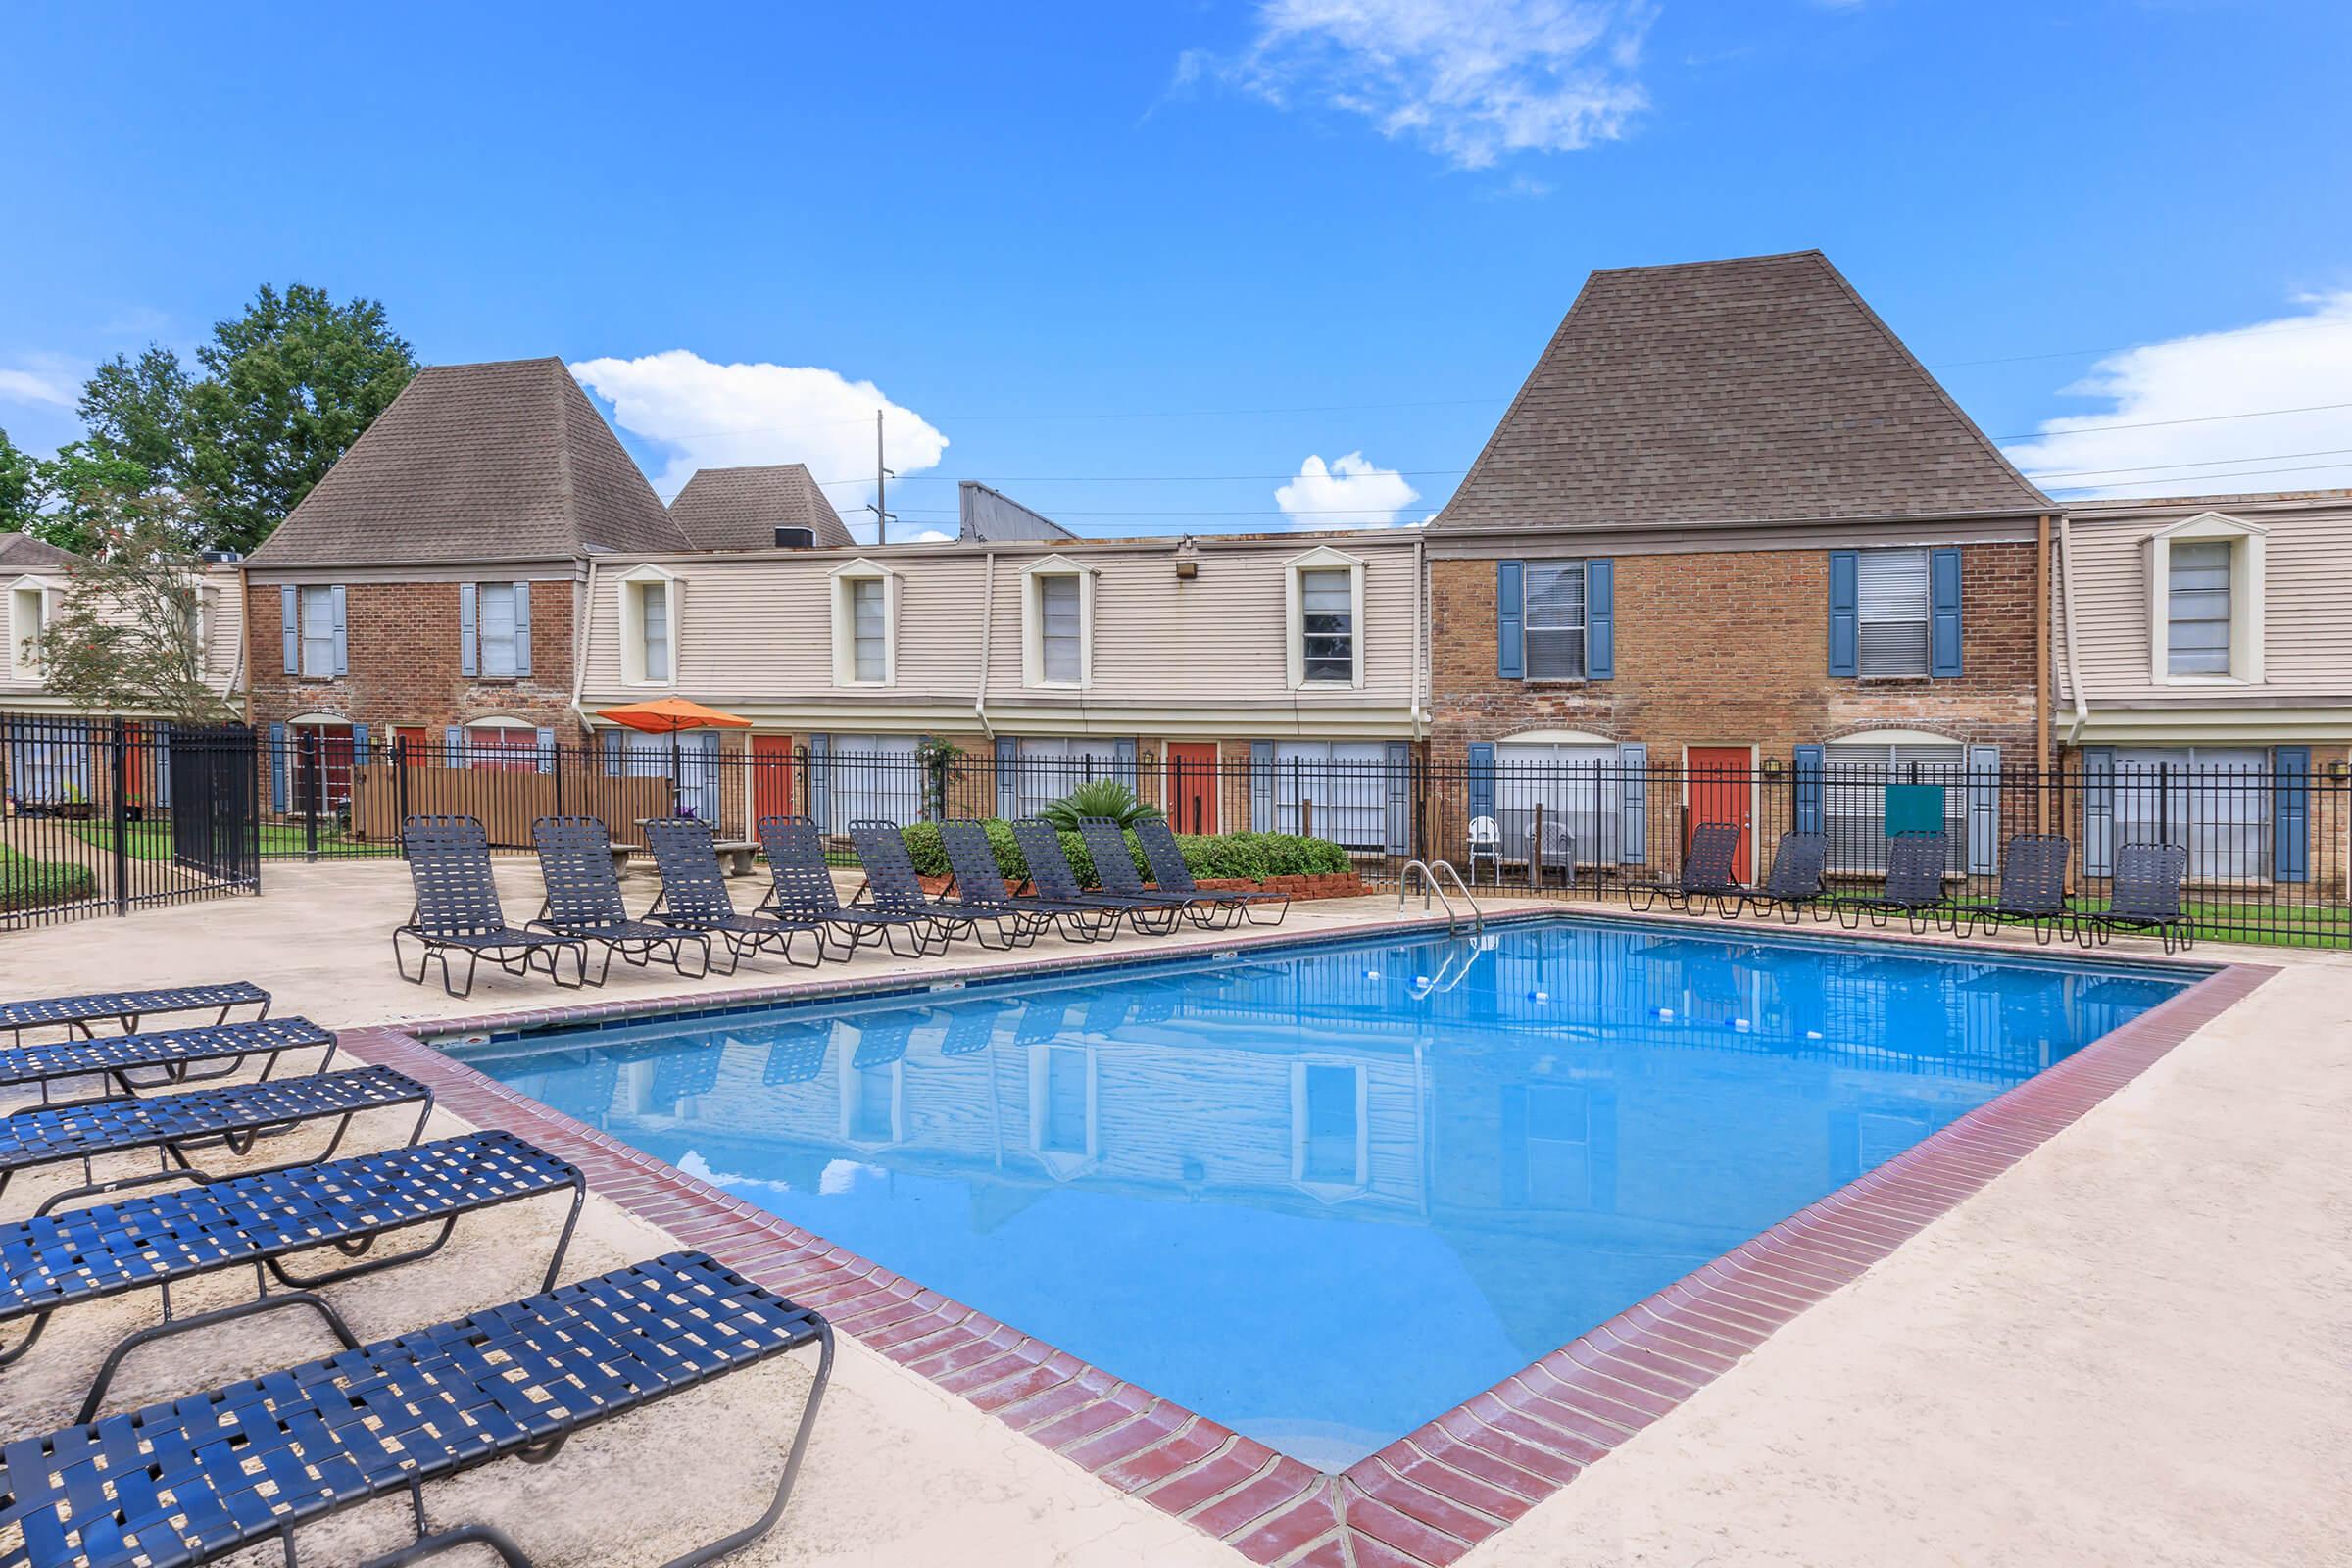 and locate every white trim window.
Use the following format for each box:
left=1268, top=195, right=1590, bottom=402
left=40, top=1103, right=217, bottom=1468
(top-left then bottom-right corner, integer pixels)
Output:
left=2147, top=514, right=2266, bottom=684
left=1523, top=562, right=1587, bottom=680
left=616, top=567, right=678, bottom=687
left=1494, top=738, right=1618, bottom=868
left=1014, top=736, right=1123, bottom=820
left=828, top=732, right=920, bottom=826
left=1284, top=546, right=1366, bottom=689
left=1273, top=739, right=1387, bottom=850
left=829, top=561, right=897, bottom=687
left=1856, top=549, right=1932, bottom=678
left=2165, top=542, right=2230, bottom=675
left=1823, top=734, right=1966, bottom=872
left=8, top=579, right=47, bottom=679
left=298, top=585, right=338, bottom=679
left=2112, top=745, right=2271, bottom=881
left=1021, top=557, right=1094, bottom=689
